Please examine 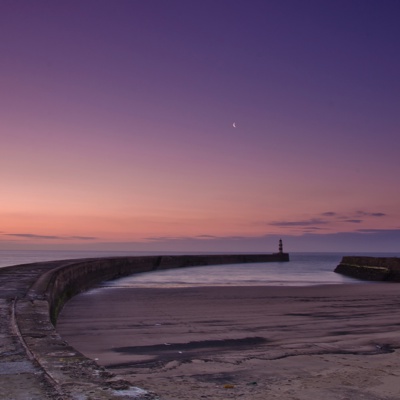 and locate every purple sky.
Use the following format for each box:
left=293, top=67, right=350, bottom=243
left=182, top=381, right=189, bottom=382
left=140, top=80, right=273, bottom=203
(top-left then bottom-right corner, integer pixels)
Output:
left=1, top=1, right=400, bottom=252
